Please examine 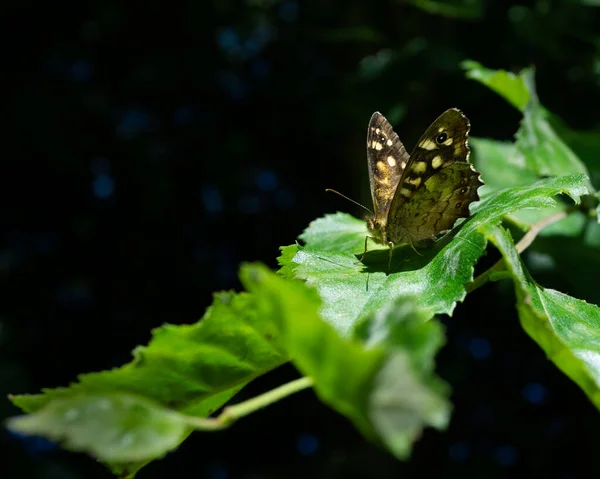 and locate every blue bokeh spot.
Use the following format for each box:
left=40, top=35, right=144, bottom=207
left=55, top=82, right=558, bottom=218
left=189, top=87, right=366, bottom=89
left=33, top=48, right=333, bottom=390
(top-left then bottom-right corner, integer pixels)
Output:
left=296, top=433, right=319, bottom=456
left=116, top=108, right=151, bottom=139
left=255, top=169, right=279, bottom=191
left=9, top=430, right=57, bottom=455
left=93, top=174, right=115, bottom=199
left=522, top=382, right=547, bottom=404
left=495, top=445, right=518, bottom=466
left=218, top=28, right=241, bottom=54
left=469, top=337, right=491, bottom=359
left=71, top=60, right=93, bottom=83
left=202, top=185, right=224, bottom=214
